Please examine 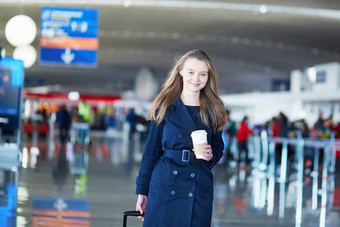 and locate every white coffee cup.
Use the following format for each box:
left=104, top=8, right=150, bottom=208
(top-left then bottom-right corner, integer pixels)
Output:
left=191, top=130, right=208, bottom=159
